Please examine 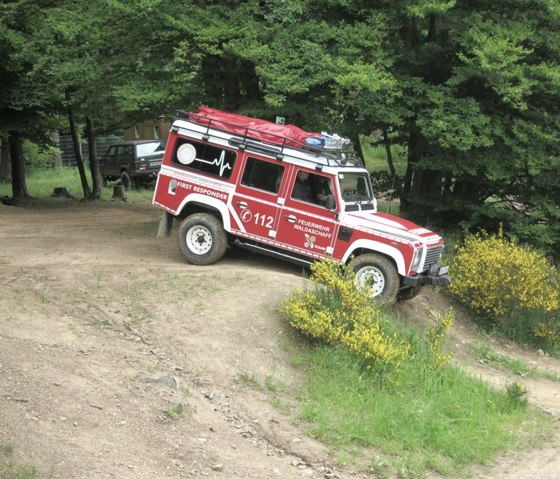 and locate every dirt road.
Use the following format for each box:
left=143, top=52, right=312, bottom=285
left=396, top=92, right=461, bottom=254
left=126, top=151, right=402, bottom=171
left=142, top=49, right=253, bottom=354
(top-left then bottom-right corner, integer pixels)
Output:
left=1, top=201, right=559, bottom=478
